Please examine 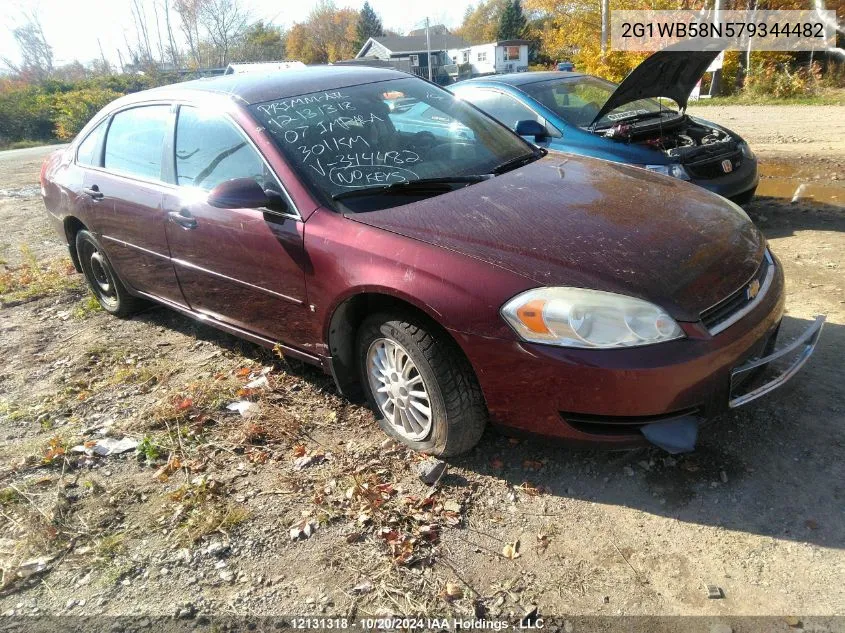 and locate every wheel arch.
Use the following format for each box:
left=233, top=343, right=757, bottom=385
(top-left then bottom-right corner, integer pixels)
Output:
left=325, top=290, right=465, bottom=401
left=63, top=216, right=88, bottom=272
